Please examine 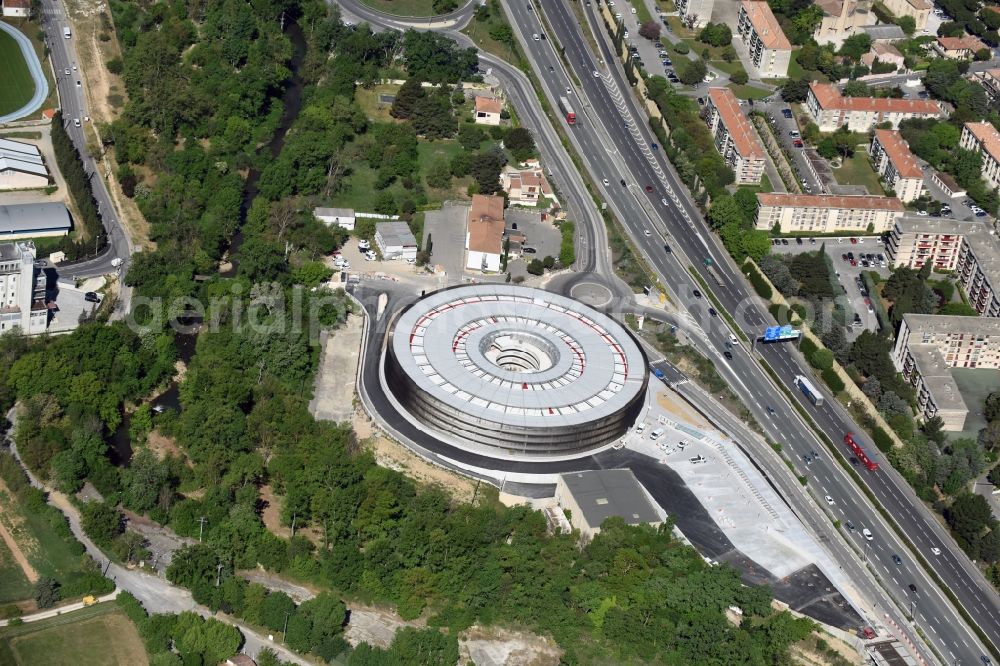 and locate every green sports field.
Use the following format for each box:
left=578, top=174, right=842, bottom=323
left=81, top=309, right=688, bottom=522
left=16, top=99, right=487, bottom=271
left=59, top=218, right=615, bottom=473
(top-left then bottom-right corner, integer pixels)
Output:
left=0, top=27, right=35, bottom=116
